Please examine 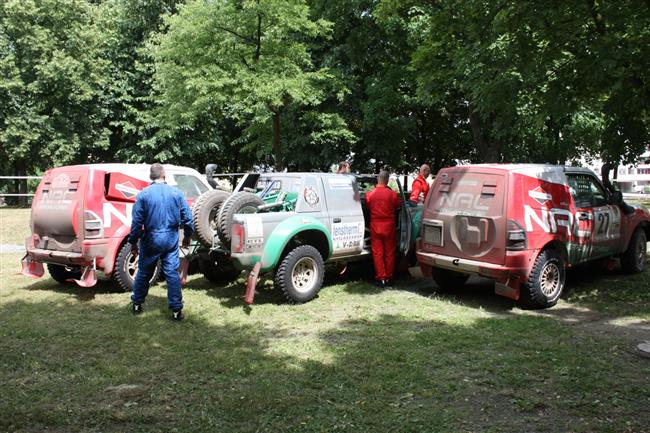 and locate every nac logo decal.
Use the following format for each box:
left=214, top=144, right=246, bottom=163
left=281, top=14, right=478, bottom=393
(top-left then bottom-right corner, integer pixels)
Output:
left=436, top=193, right=488, bottom=215
left=102, top=203, right=133, bottom=228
